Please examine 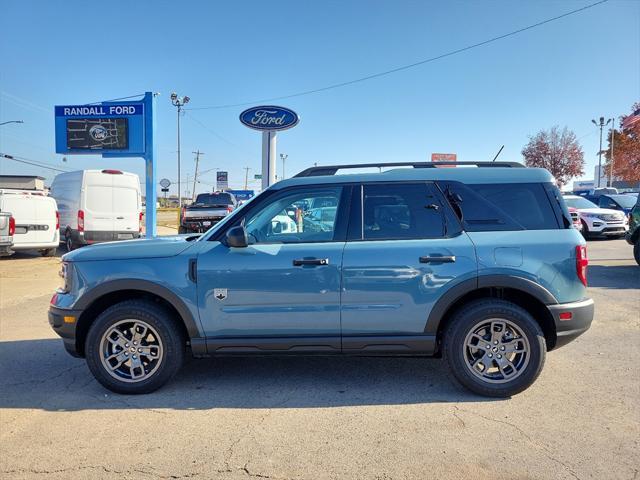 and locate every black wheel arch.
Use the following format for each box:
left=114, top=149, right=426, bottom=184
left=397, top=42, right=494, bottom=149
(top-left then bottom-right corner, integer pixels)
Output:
left=425, top=275, right=559, bottom=351
left=74, top=279, right=204, bottom=356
